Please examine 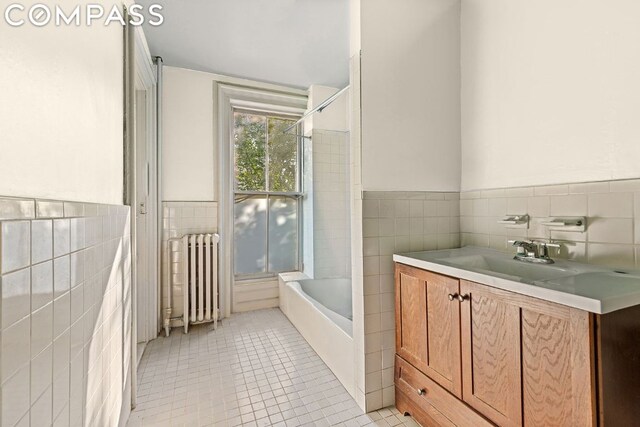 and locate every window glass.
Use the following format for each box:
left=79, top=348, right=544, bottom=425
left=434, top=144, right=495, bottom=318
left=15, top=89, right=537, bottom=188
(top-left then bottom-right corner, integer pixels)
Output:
left=234, top=112, right=266, bottom=191
left=233, top=110, right=301, bottom=277
left=267, top=196, right=298, bottom=272
left=267, top=117, right=298, bottom=192
left=234, top=195, right=267, bottom=275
